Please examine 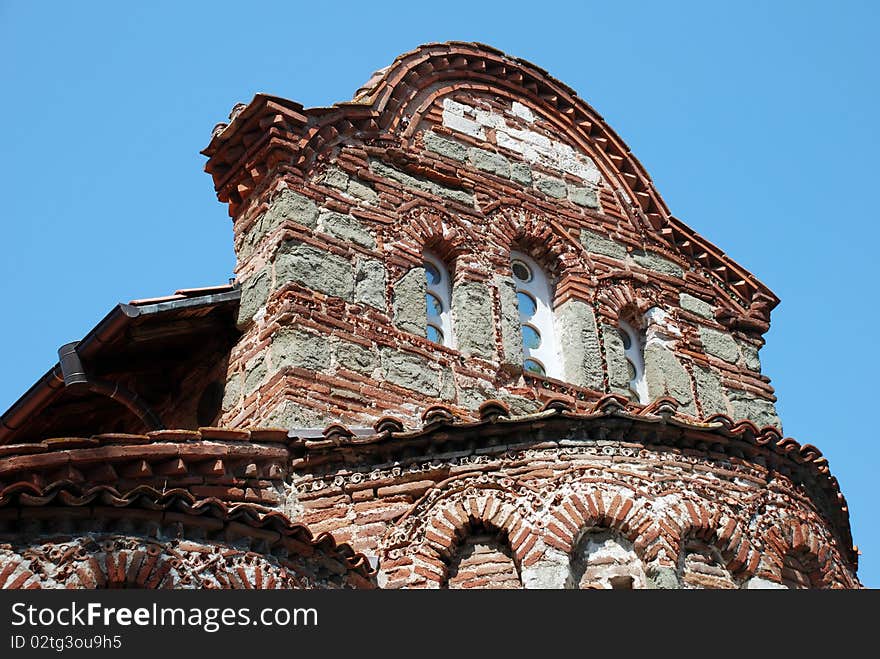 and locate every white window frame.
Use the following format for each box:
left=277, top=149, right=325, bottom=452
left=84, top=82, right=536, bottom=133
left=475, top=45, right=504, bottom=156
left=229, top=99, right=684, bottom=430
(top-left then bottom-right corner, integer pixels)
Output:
left=510, top=251, right=563, bottom=379
left=424, top=251, right=454, bottom=348
left=618, top=319, right=648, bottom=403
